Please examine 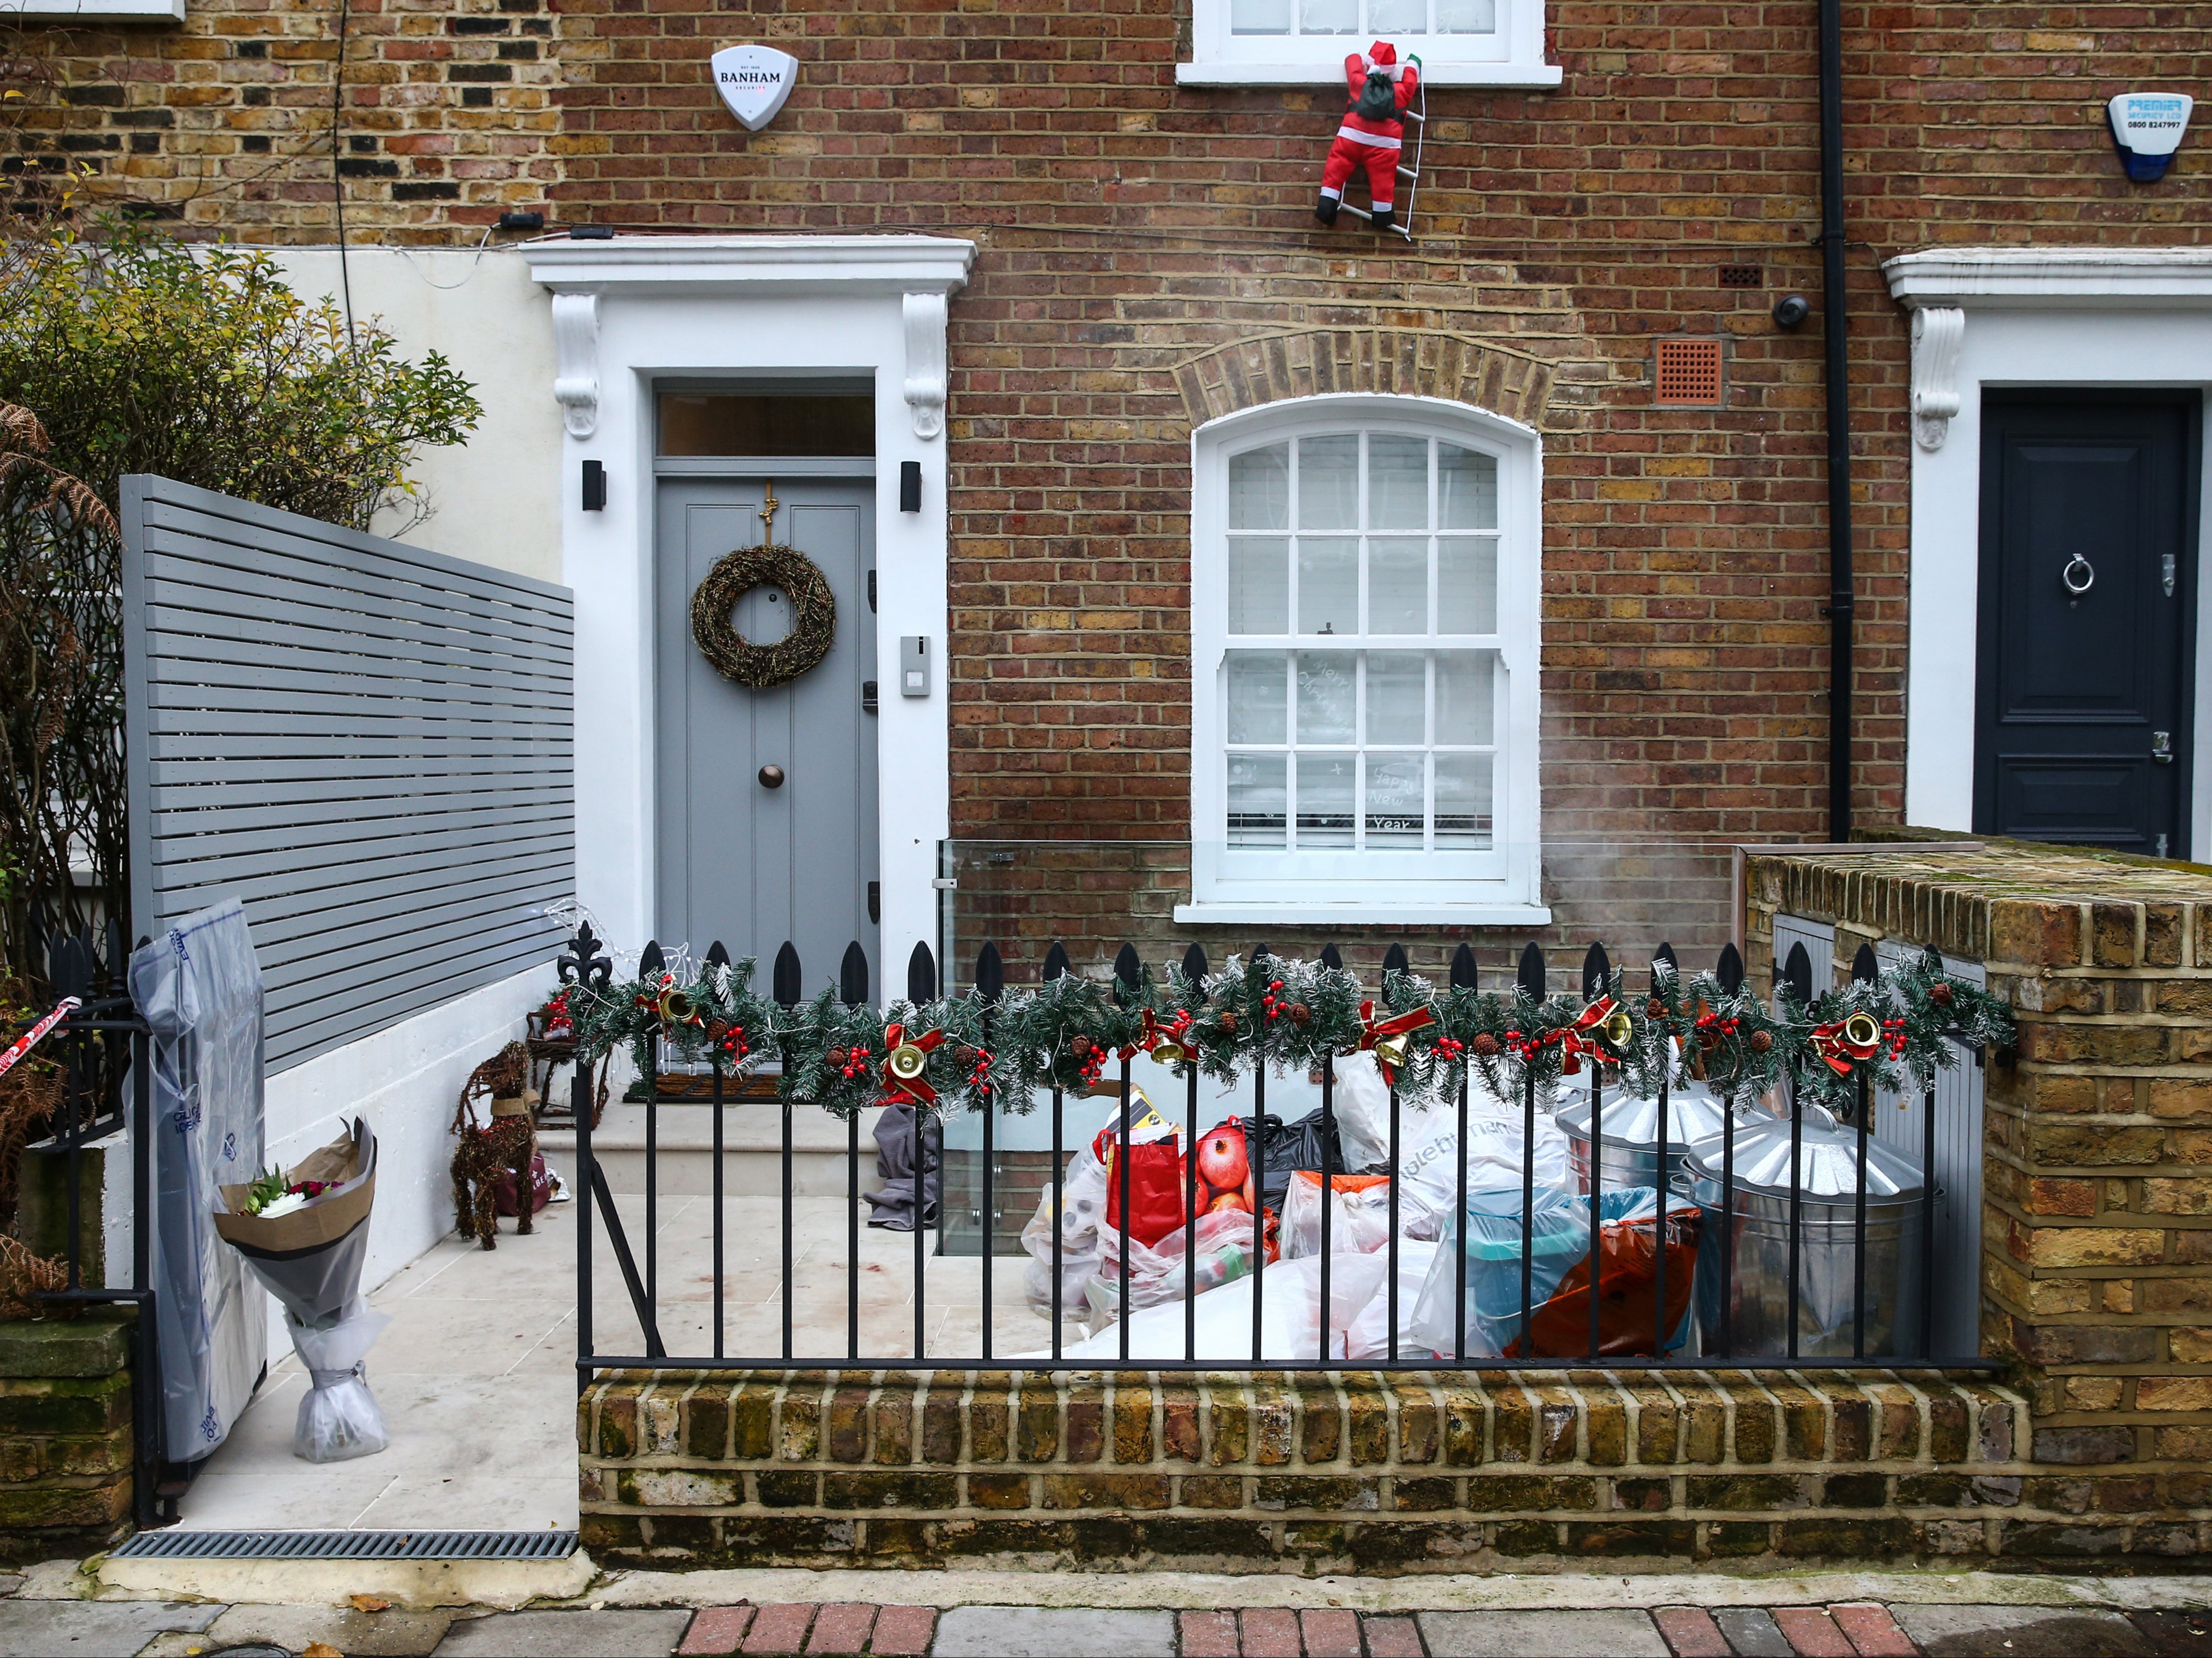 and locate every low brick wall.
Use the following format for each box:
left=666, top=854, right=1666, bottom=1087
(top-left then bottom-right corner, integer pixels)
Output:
left=580, top=1368, right=2066, bottom=1573
left=0, top=1309, right=135, bottom=1563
